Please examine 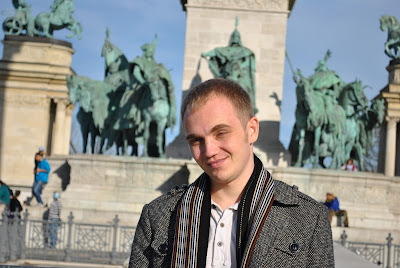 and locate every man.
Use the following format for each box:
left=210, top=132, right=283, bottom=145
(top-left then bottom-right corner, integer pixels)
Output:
left=9, top=190, right=23, bottom=219
left=129, top=79, right=334, bottom=267
left=48, top=192, right=62, bottom=248
left=33, top=153, right=50, bottom=207
left=27, top=147, right=46, bottom=206
left=324, top=193, right=349, bottom=227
